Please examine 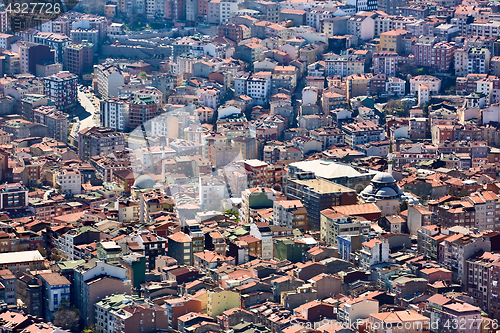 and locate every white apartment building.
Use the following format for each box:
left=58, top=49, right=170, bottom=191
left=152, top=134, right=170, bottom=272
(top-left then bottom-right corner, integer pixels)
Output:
left=55, top=167, right=82, bottom=195
left=95, top=63, right=125, bottom=98
left=347, top=14, right=375, bottom=40
left=0, top=33, right=12, bottom=50
left=208, top=0, right=239, bottom=24
left=102, top=97, right=129, bottom=131
left=342, top=120, right=385, bottom=147
left=146, top=0, right=166, bottom=18
left=306, top=9, right=342, bottom=32
left=359, top=238, right=390, bottom=269
left=0, top=10, right=8, bottom=33
left=249, top=223, right=273, bottom=260
left=320, top=209, right=371, bottom=246
left=273, top=199, right=307, bottom=230
left=235, top=72, right=271, bottom=105
left=386, top=77, right=406, bottom=96
left=199, top=175, right=229, bottom=207
left=409, top=75, right=441, bottom=95
left=324, top=54, right=364, bottom=77
left=468, top=48, right=491, bottom=75
left=455, top=47, right=491, bottom=77
left=40, top=273, right=70, bottom=322
left=467, top=20, right=500, bottom=38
